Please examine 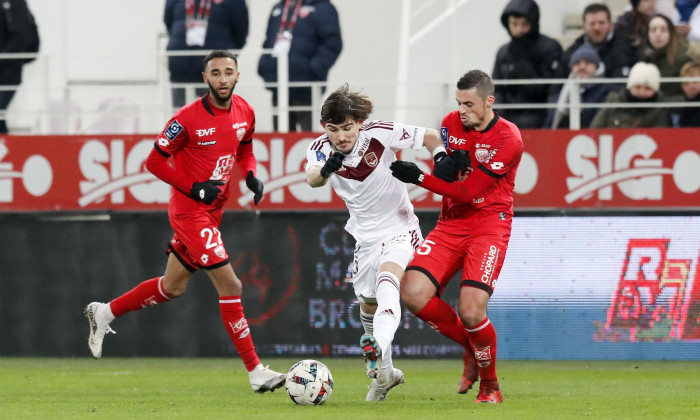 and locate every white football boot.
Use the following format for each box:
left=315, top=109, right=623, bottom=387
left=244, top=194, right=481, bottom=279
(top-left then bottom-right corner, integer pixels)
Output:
left=84, top=302, right=116, bottom=359
left=366, top=368, right=405, bottom=401
left=248, top=364, right=287, bottom=393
